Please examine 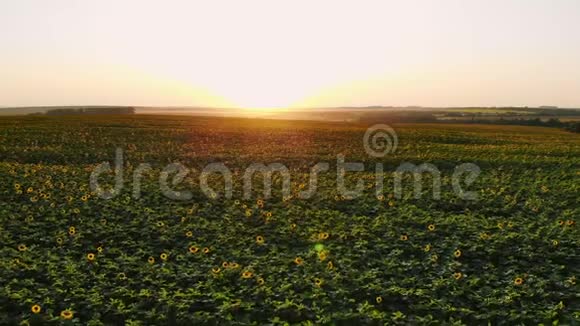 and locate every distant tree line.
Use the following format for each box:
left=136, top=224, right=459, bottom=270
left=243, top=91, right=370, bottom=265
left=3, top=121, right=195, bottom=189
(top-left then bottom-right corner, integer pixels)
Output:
left=464, top=118, right=580, bottom=133
left=33, top=107, right=135, bottom=116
